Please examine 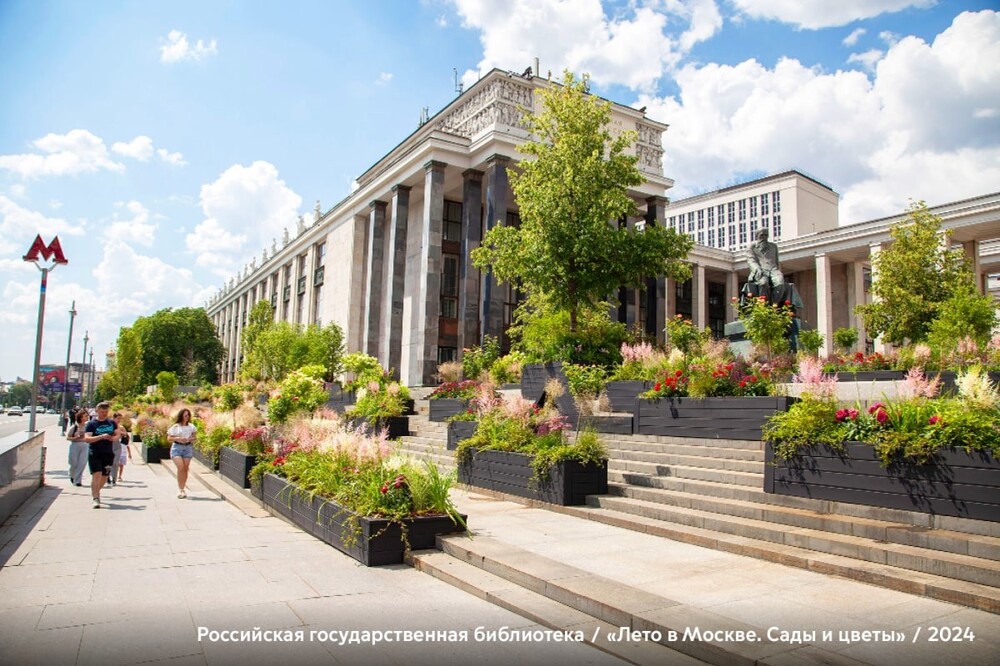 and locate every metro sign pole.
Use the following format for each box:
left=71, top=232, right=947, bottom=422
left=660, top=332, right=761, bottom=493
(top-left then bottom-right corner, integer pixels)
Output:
left=23, top=235, right=68, bottom=433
